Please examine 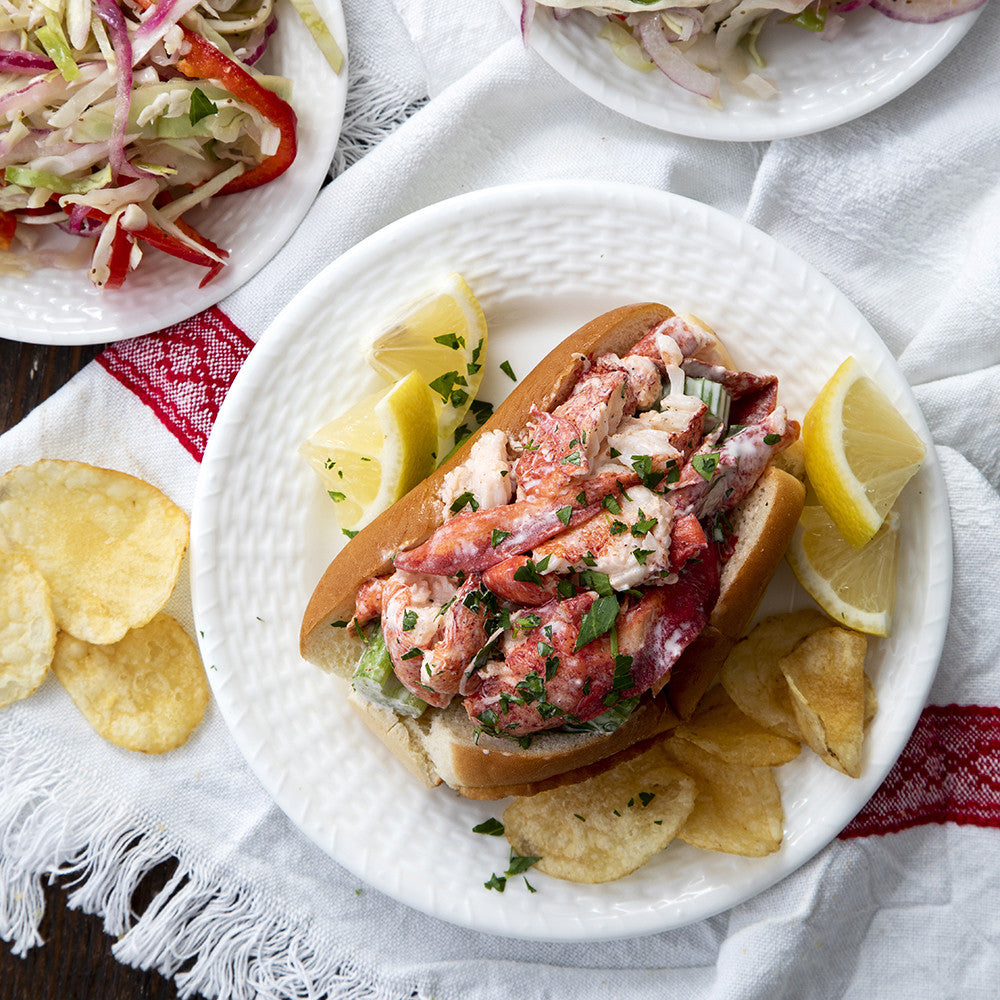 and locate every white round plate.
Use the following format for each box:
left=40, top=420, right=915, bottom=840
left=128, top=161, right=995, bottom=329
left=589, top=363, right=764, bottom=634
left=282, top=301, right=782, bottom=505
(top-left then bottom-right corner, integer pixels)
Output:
left=0, top=0, right=347, bottom=346
left=191, top=179, right=952, bottom=941
left=497, top=1, right=981, bottom=140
